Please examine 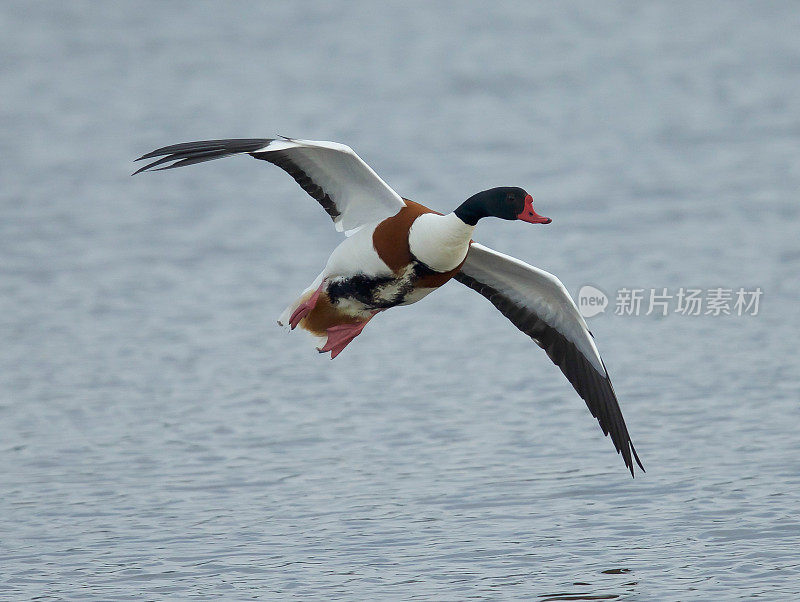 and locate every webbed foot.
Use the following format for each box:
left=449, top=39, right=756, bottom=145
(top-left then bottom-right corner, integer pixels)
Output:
left=289, top=281, right=325, bottom=330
